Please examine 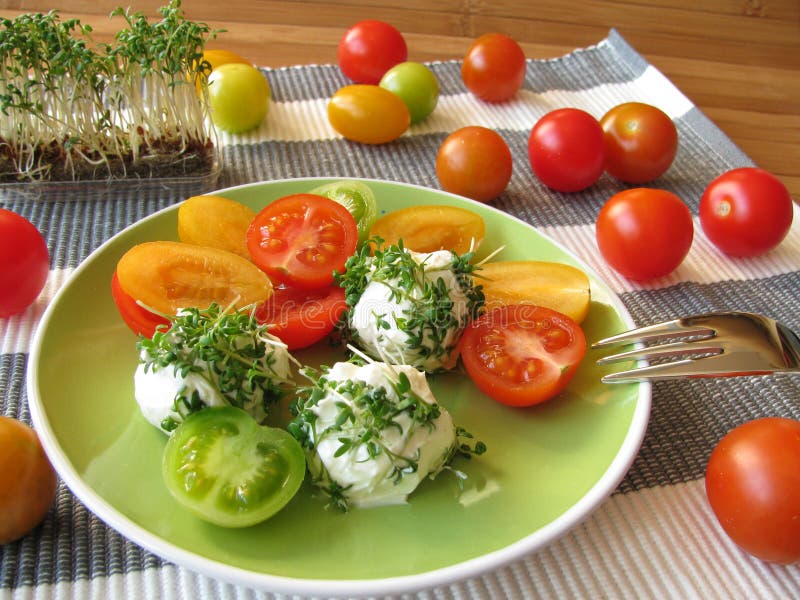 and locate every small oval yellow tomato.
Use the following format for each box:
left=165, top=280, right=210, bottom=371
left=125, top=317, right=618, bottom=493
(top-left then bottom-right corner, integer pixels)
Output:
left=178, top=195, right=255, bottom=259
left=478, top=260, right=591, bottom=323
left=369, top=205, right=485, bottom=255
left=328, top=85, right=410, bottom=144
